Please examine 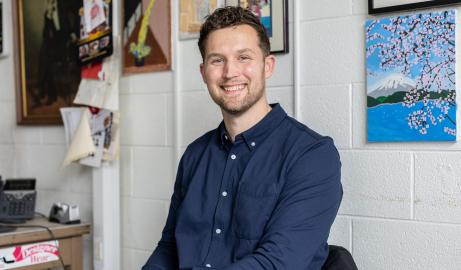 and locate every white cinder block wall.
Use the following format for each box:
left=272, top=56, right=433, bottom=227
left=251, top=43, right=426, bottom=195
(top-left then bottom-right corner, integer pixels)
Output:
left=121, top=0, right=461, bottom=269
left=299, top=0, right=461, bottom=269
left=0, top=1, right=93, bottom=269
